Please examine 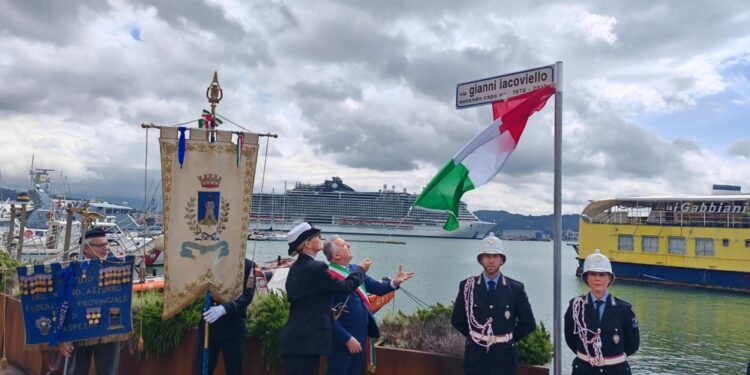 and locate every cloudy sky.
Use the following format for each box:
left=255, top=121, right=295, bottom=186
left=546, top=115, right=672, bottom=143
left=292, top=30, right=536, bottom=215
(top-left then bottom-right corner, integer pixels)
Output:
left=1, top=0, right=749, bottom=215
